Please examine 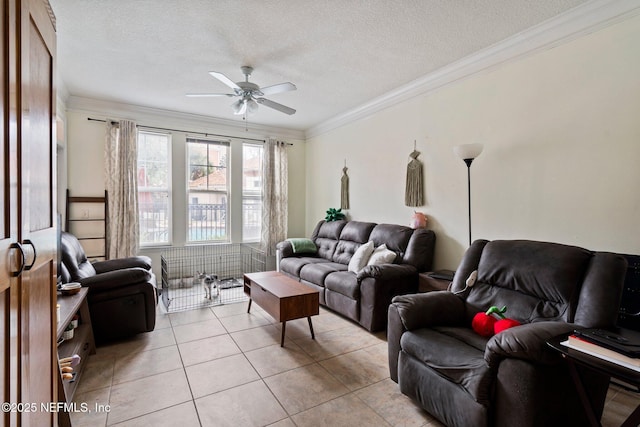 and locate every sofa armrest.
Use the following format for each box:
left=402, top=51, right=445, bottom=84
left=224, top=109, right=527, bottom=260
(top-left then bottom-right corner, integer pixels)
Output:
left=358, top=265, right=419, bottom=332
left=276, top=241, right=294, bottom=272
left=387, top=292, right=466, bottom=382
left=388, top=302, right=405, bottom=382
left=93, top=256, right=152, bottom=273
left=356, top=263, right=416, bottom=281
left=484, top=321, right=577, bottom=367
left=276, top=240, right=294, bottom=258
left=390, top=291, right=466, bottom=331
left=78, top=267, right=154, bottom=292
